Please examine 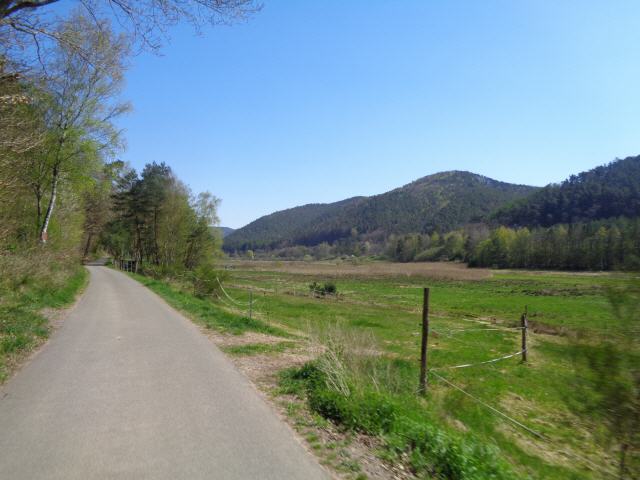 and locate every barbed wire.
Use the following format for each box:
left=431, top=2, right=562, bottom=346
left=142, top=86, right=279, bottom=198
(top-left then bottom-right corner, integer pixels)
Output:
left=215, top=276, right=257, bottom=307
left=430, top=349, right=526, bottom=371
left=430, top=370, right=544, bottom=438
left=429, top=371, right=618, bottom=478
